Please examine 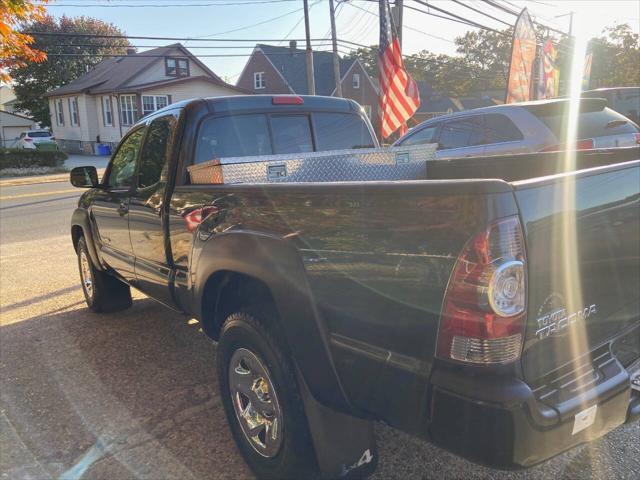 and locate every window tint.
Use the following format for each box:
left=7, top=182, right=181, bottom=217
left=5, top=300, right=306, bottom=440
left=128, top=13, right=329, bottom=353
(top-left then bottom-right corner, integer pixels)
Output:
left=195, top=114, right=272, bottom=164
left=400, top=124, right=438, bottom=146
left=534, top=107, right=639, bottom=139
left=107, top=128, right=145, bottom=188
left=28, top=131, right=50, bottom=137
left=138, top=115, right=177, bottom=189
left=314, top=113, right=375, bottom=150
left=438, top=117, right=484, bottom=150
left=483, top=114, right=523, bottom=143
left=271, top=115, right=313, bottom=154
